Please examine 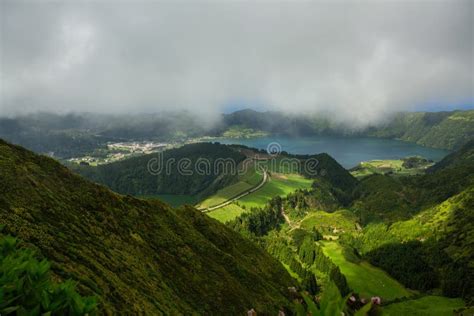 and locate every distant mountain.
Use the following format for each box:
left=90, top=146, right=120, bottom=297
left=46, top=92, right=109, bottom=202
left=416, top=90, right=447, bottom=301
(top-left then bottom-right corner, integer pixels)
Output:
left=0, top=109, right=472, bottom=159
left=0, top=139, right=296, bottom=314
left=223, top=109, right=474, bottom=150
left=0, top=112, right=213, bottom=158
left=222, top=109, right=338, bottom=136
